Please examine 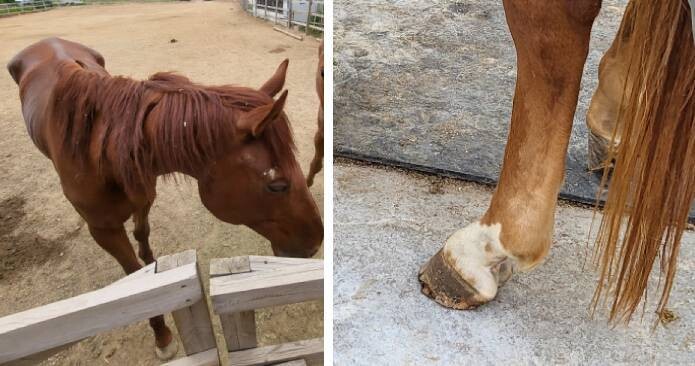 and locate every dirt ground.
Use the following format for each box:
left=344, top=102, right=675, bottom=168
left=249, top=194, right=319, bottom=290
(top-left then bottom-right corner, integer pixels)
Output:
left=334, top=159, right=695, bottom=365
left=0, top=2, right=323, bottom=365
